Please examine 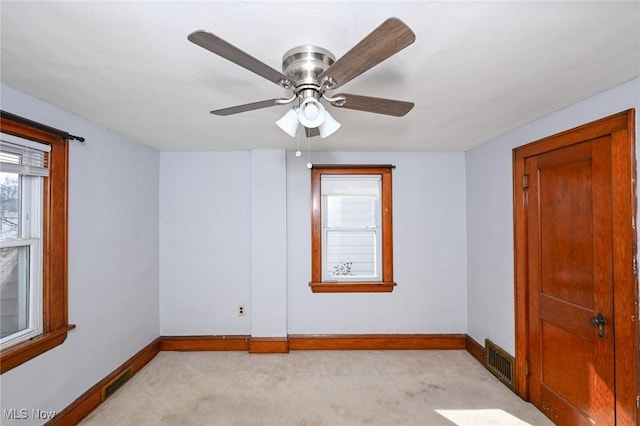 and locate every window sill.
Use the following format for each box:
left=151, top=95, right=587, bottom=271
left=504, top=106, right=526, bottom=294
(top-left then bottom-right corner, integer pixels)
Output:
left=309, top=282, right=396, bottom=293
left=0, top=324, right=76, bottom=374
